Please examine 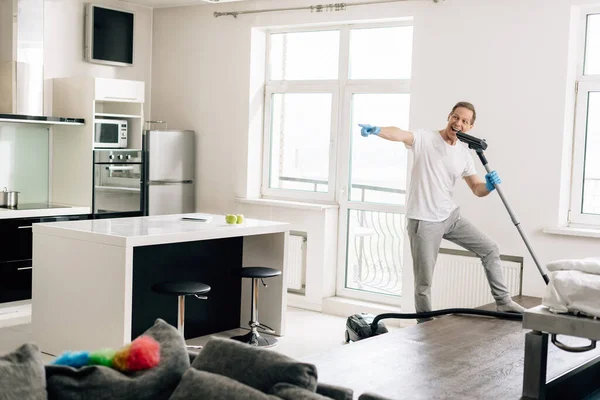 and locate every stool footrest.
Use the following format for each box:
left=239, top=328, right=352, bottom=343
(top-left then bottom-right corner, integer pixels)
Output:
left=257, top=322, right=275, bottom=334
left=231, top=331, right=277, bottom=347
